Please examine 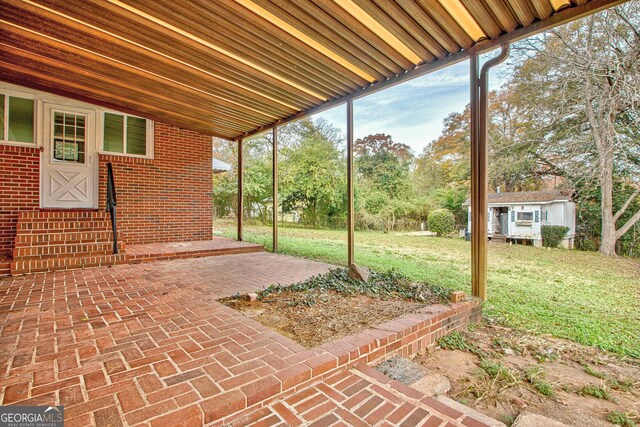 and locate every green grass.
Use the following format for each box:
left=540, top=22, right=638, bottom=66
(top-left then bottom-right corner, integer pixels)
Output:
left=219, top=223, right=640, bottom=358
left=437, top=331, right=485, bottom=357
left=524, top=366, right=554, bottom=397
left=581, top=384, right=612, bottom=400
left=608, top=411, right=637, bottom=427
